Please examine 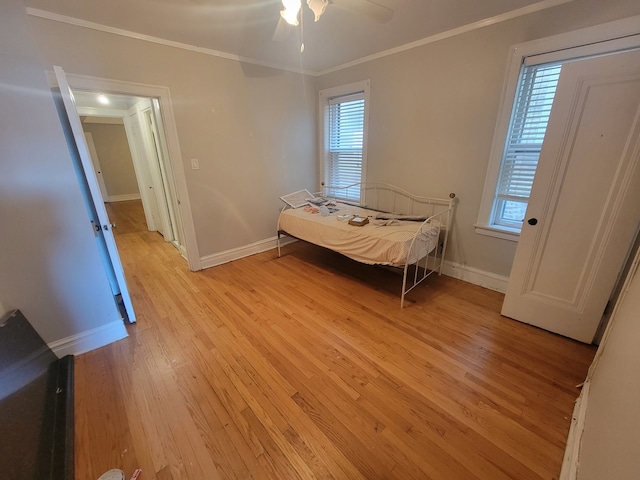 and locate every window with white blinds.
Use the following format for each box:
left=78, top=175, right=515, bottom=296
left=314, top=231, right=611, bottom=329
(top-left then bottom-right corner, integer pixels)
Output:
left=476, top=26, right=640, bottom=241
left=493, top=63, right=562, bottom=228
left=326, top=92, right=365, bottom=201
